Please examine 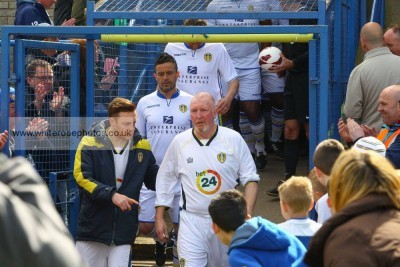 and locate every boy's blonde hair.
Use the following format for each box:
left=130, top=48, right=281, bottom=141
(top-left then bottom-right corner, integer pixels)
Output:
left=308, top=168, right=327, bottom=196
left=278, top=176, right=313, bottom=213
